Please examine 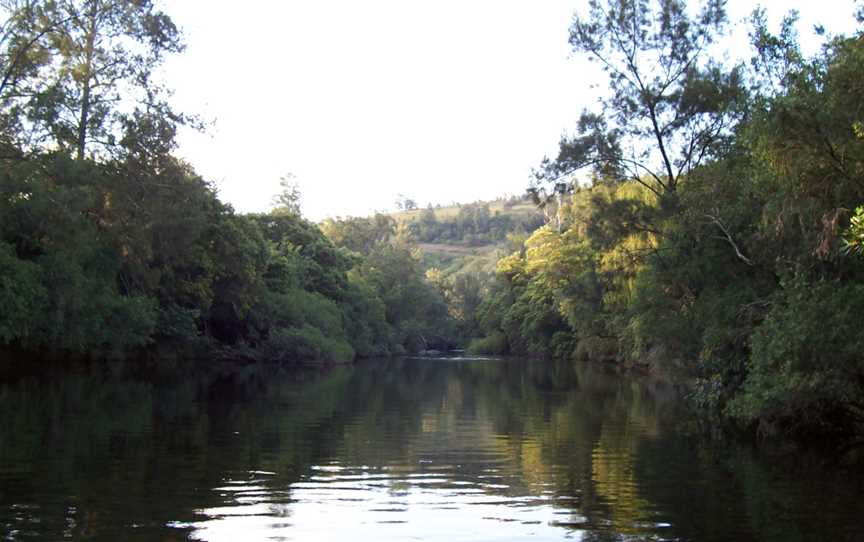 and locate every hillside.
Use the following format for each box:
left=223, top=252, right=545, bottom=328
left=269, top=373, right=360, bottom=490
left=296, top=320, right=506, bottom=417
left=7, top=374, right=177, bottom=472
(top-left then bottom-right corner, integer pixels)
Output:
left=390, top=196, right=545, bottom=273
